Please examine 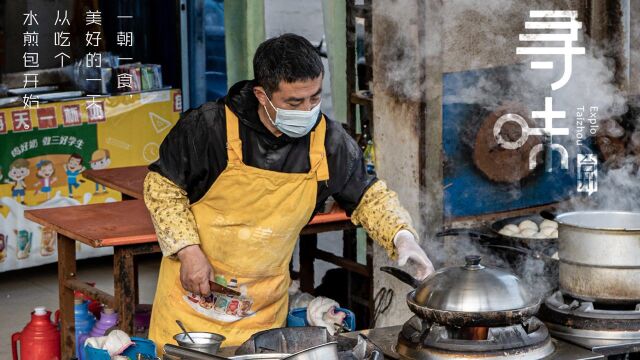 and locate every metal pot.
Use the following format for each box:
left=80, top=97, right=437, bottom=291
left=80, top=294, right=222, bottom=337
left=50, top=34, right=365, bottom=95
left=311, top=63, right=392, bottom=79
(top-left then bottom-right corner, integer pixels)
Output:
left=543, top=210, right=640, bottom=303
left=381, top=255, right=540, bottom=327
left=164, top=344, right=229, bottom=359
